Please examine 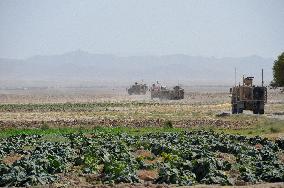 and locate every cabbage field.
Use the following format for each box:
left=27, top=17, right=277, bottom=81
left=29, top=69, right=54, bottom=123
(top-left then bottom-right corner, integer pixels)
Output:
left=1, top=129, right=284, bottom=187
